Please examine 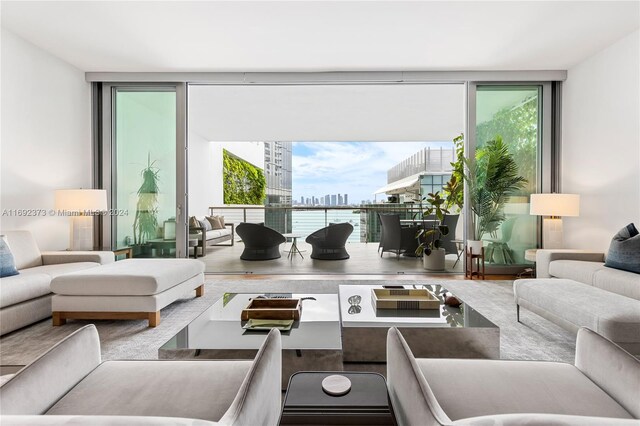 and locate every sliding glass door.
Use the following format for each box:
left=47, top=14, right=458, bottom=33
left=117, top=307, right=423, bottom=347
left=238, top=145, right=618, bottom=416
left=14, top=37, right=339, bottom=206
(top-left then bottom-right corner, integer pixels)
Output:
left=101, top=85, right=187, bottom=258
left=469, top=84, right=550, bottom=273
